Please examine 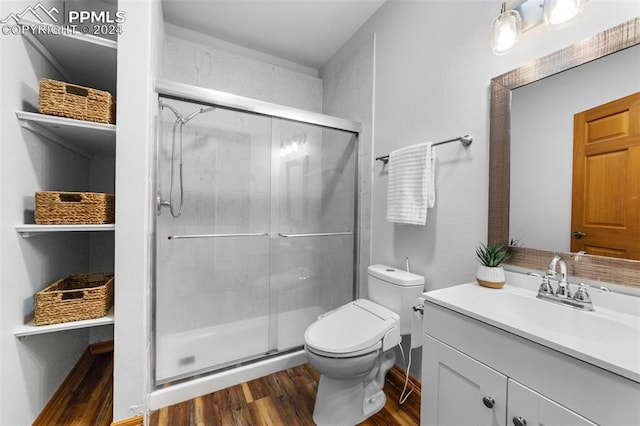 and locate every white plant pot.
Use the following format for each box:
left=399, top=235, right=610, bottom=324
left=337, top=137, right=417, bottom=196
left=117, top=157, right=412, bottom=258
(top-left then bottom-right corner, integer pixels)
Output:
left=476, top=265, right=506, bottom=289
